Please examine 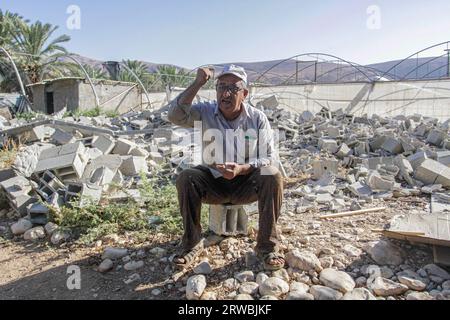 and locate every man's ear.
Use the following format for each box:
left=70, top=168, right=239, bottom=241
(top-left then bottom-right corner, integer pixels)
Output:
left=243, top=88, right=249, bottom=98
